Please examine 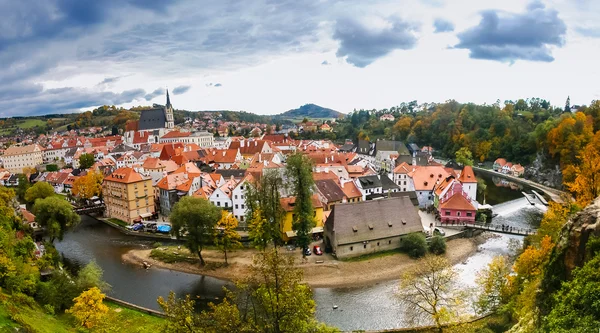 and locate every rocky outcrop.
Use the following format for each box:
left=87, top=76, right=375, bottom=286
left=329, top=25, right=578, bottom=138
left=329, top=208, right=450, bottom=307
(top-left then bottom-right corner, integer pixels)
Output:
left=538, top=197, right=600, bottom=316
left=524, top=152, right=563, bottom=190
